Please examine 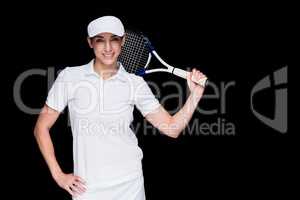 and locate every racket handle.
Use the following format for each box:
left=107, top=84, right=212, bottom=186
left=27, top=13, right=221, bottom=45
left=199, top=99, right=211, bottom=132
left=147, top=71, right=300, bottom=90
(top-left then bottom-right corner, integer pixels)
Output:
left=173, top=68, right=208, bottom=87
